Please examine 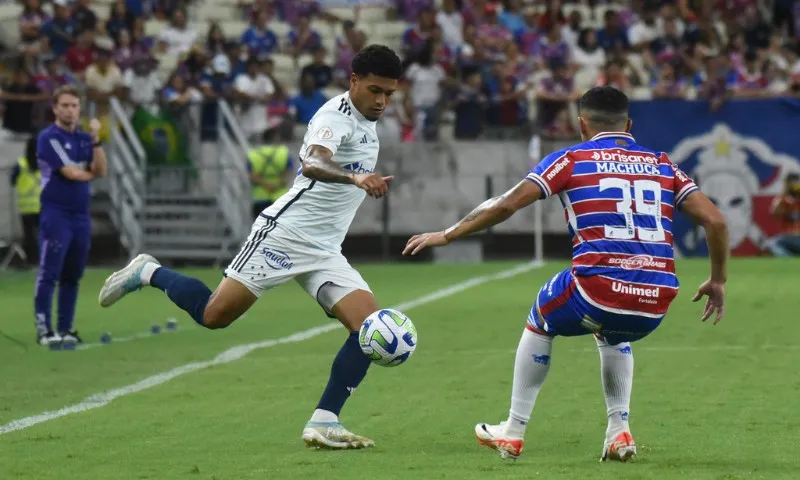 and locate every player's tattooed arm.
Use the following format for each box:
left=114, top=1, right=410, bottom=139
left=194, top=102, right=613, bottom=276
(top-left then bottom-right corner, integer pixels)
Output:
left=302, top=145, right=394, bottom=198
left=301, top=145, right=357, bottom=184
left=403, top=180, right=542, bottom=255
